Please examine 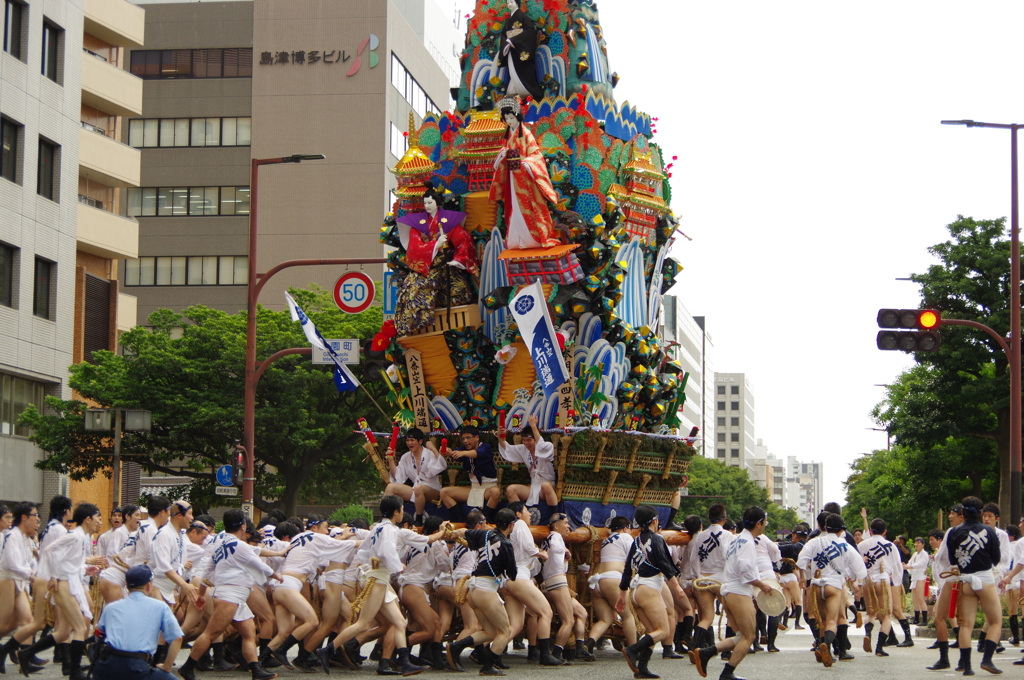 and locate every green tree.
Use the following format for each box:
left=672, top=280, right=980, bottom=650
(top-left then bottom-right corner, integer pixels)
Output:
left=678, top=456, right=799, bottom=530
left=20, top=286, right=392, bottom=515
left=871, top=215, right=1015, bottom=517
